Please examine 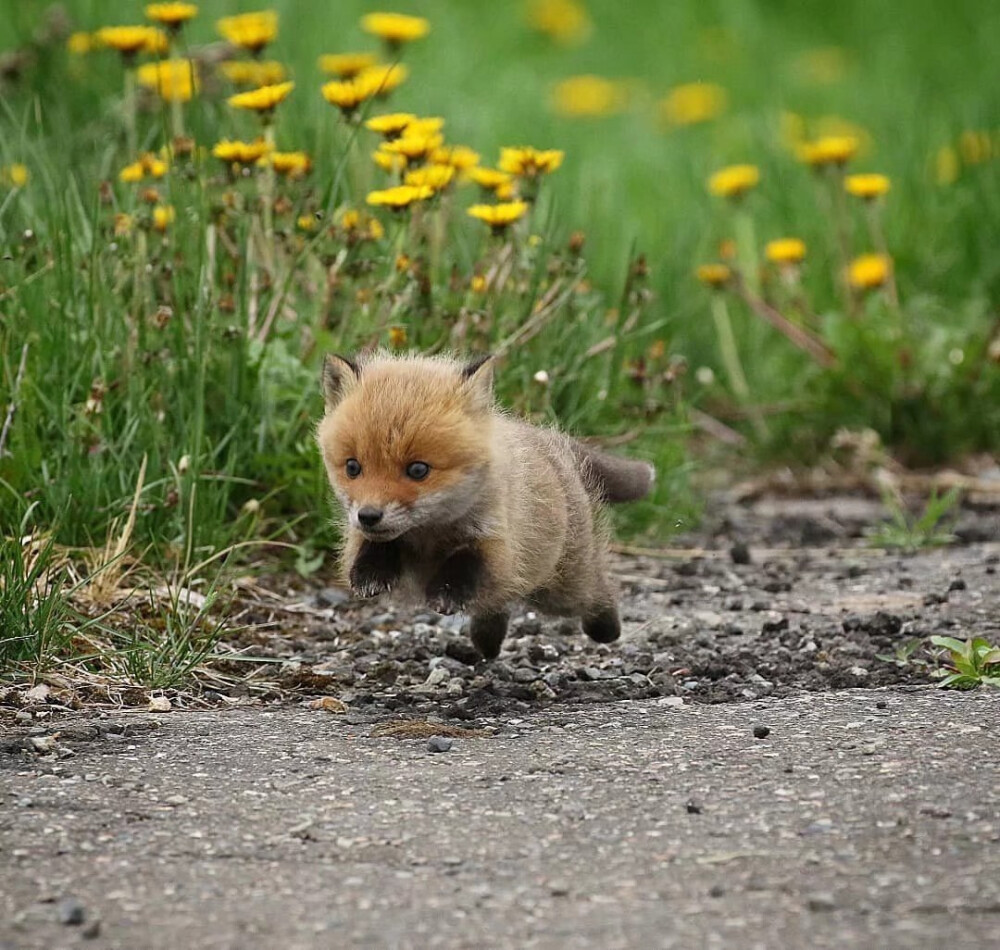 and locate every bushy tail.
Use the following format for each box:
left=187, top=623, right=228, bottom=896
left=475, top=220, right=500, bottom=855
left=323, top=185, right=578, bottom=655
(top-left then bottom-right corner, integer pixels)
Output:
left=571, top=441, right=656, bottom=504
